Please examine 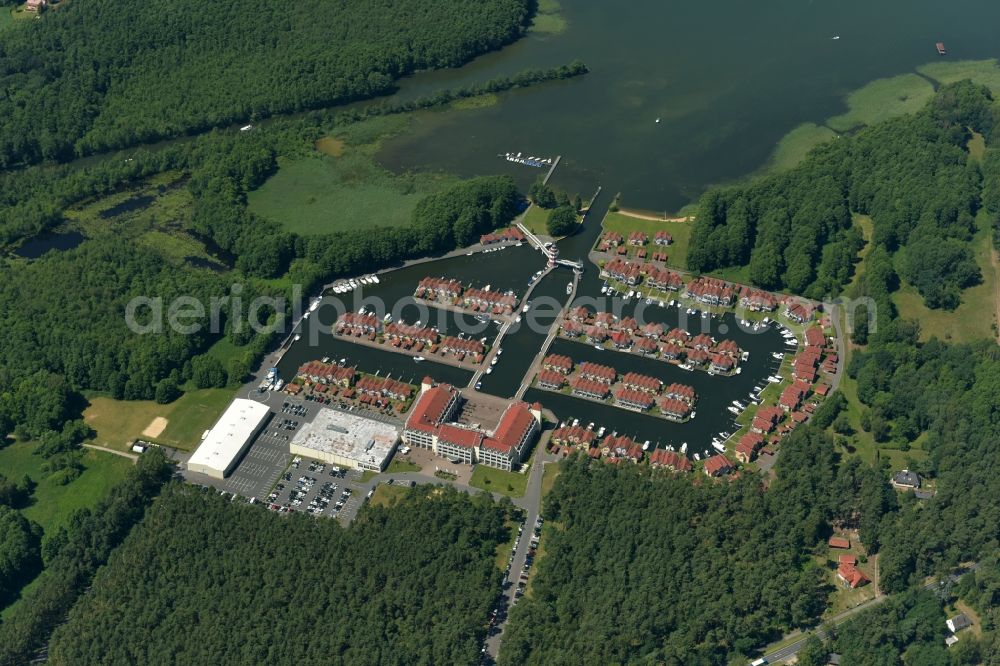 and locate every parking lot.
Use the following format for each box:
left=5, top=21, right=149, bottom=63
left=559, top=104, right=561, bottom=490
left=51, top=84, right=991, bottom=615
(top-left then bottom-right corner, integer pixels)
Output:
left=262, top=457, right=365, bottom=521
